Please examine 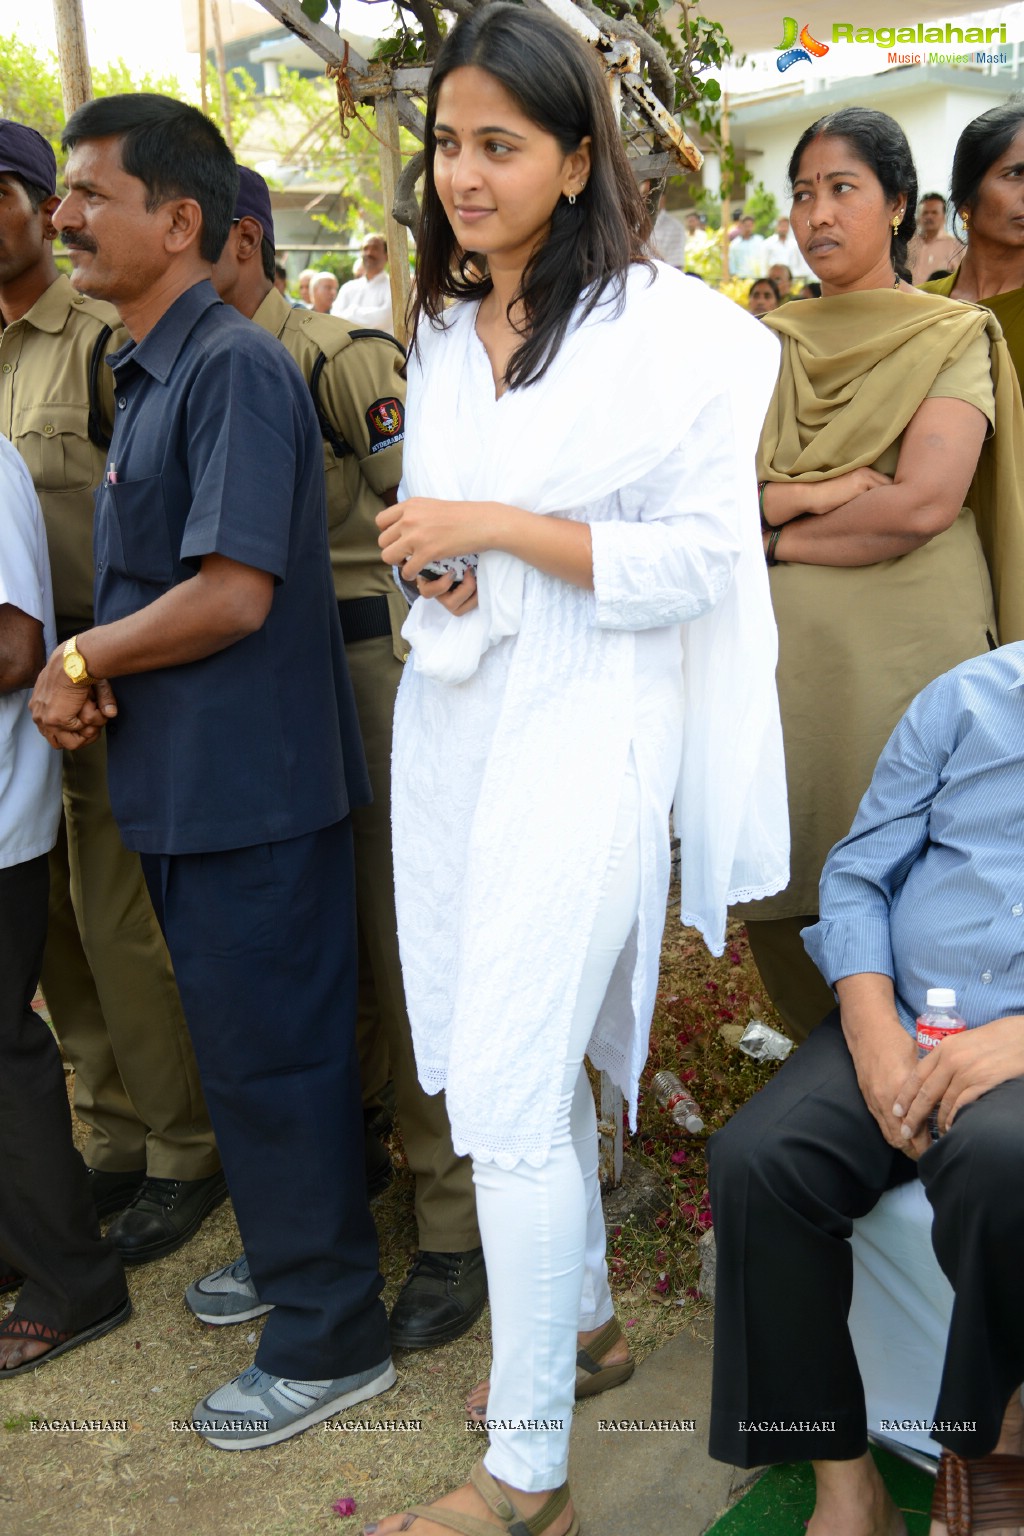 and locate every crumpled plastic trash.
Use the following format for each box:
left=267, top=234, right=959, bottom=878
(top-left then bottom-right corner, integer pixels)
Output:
left=737, top=1019, right=794, bottom=1062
